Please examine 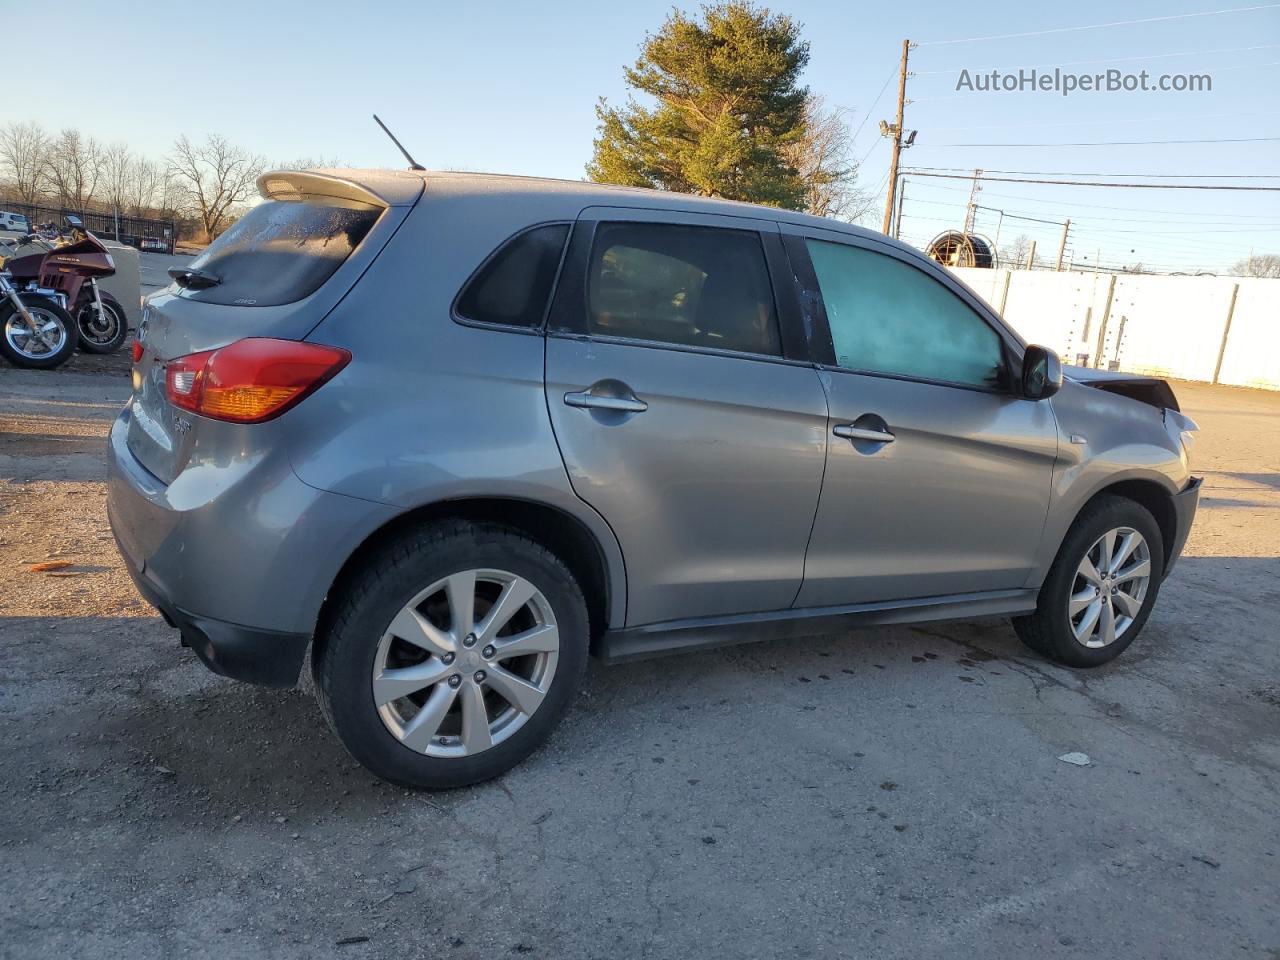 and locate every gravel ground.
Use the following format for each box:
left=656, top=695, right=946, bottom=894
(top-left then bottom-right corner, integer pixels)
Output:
left=0, top=359, right=1277, bottom=960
